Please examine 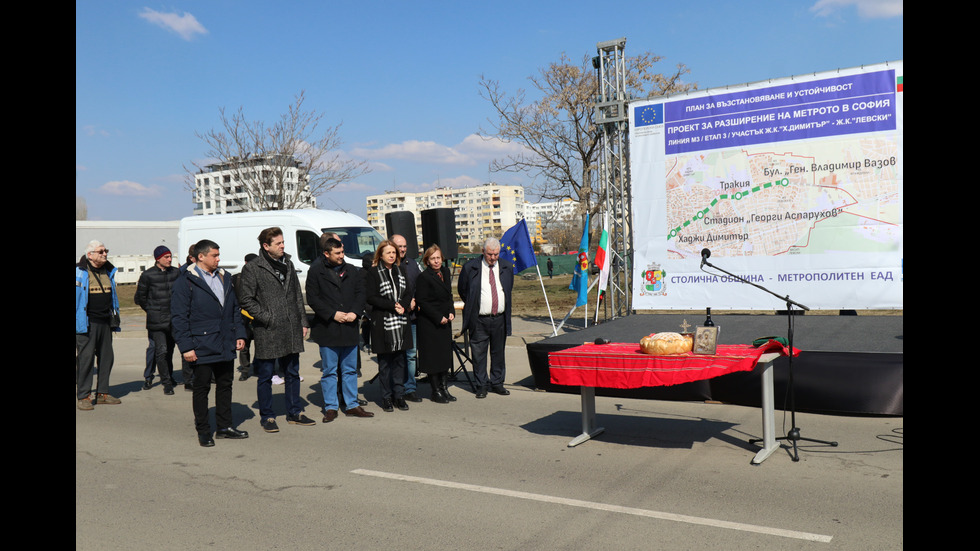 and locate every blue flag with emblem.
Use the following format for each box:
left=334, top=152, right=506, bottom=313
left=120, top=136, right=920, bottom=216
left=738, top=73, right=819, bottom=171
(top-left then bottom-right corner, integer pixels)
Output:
left=499, top=219, right=537, bottom=273
left=570, top=213, right=589, bottom=307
